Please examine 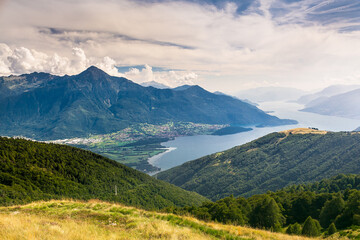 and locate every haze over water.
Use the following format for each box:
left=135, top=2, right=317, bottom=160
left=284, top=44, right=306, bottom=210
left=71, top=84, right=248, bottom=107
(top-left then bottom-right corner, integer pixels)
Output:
left=150, top=101, right=360, bottom=171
